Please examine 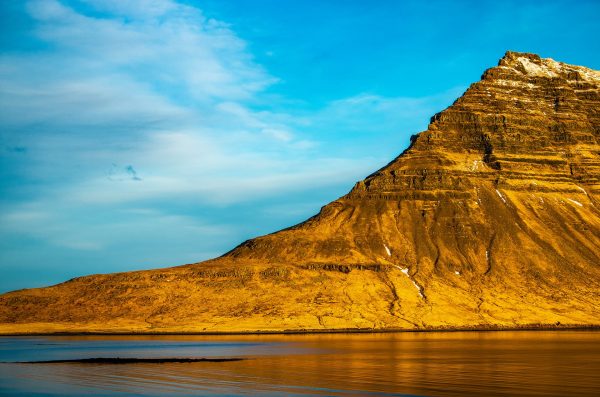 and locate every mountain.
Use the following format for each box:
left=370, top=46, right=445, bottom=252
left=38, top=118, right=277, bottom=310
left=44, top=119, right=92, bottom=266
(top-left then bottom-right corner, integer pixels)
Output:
left=1, top=51, right=599, bottom=334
